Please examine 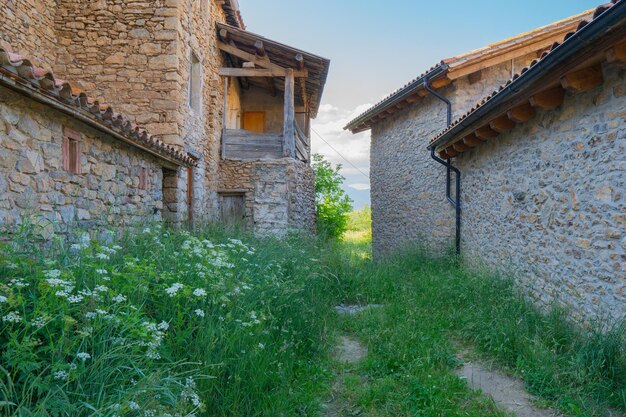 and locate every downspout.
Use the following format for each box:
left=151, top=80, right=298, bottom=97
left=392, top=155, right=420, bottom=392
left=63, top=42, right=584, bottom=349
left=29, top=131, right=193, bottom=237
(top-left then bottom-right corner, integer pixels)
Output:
left=423, top=77, right=461, bottom=256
